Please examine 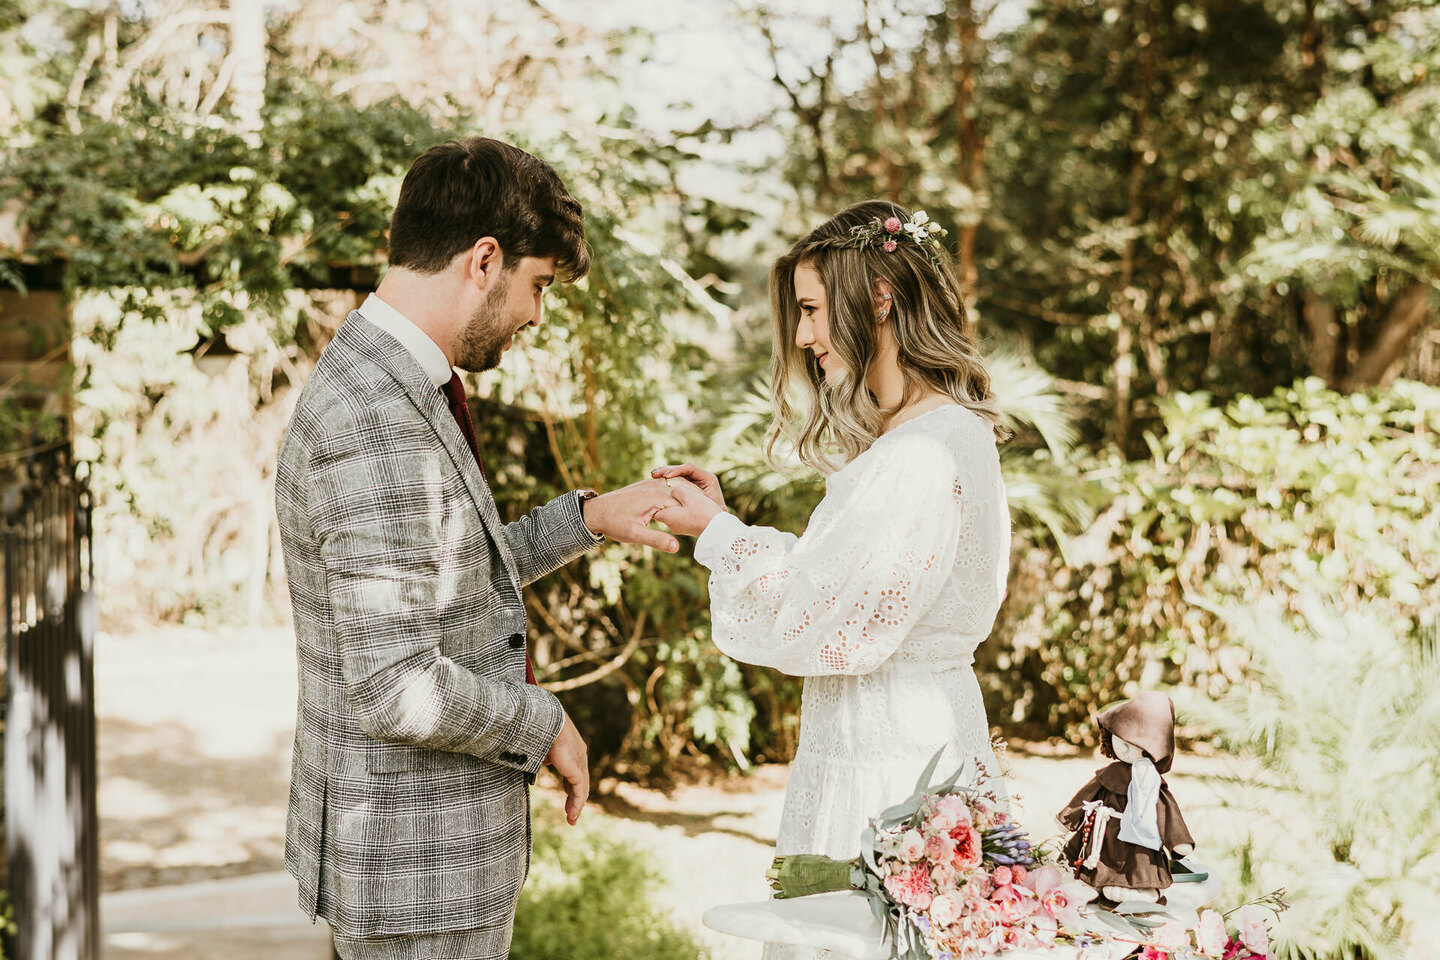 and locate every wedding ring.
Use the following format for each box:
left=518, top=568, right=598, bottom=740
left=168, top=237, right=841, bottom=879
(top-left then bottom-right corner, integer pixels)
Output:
left=663, top=477, right=673, bottom=488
